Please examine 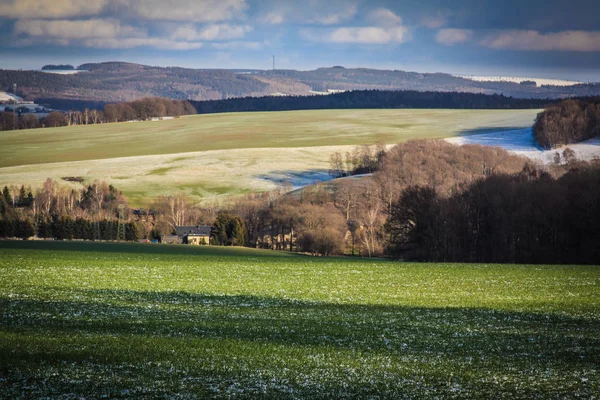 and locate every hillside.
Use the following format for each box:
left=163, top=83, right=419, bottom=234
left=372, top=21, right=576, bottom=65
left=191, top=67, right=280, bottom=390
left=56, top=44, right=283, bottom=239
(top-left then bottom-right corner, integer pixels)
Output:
left=0, top=109, right=539, bottom=206
left=1, top=62, right=599, bottom=108
left=261, top=67, right=600, bottom=98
